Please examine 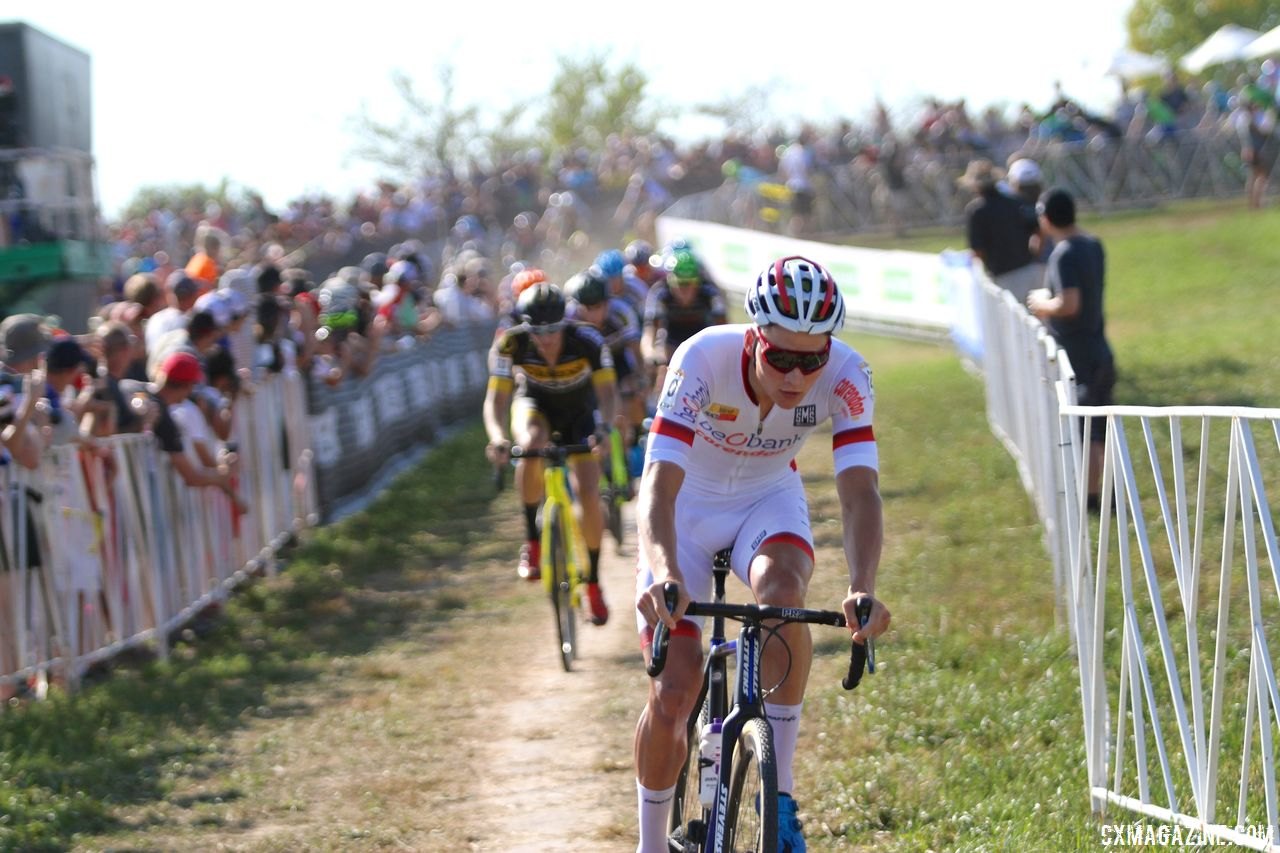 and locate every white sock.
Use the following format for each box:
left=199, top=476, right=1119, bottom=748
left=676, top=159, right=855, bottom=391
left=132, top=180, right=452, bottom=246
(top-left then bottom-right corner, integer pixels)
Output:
left=636, top=780, right=676, bottom=853
left=765, top=701, right=804, bottom=795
